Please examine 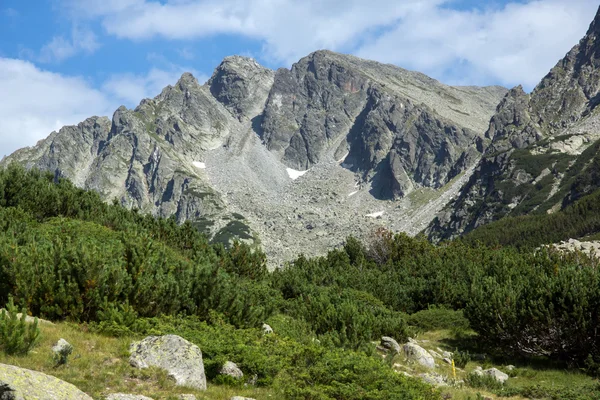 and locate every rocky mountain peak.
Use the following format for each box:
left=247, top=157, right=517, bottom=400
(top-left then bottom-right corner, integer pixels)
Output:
left=177, top=72, right=200, bottom=90
left=208, top=55, right=275, bottom=120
